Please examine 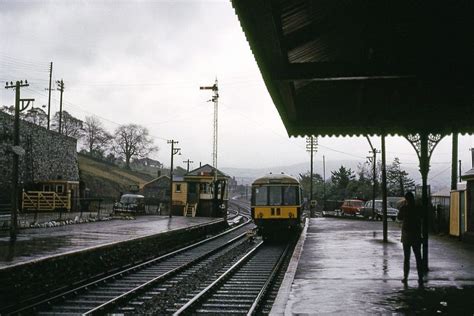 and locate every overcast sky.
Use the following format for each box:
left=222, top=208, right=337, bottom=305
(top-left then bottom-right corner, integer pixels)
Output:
left=1, top=0, right=473, bottom=185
